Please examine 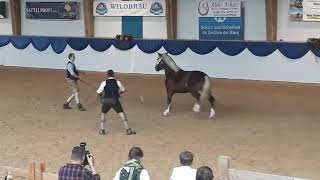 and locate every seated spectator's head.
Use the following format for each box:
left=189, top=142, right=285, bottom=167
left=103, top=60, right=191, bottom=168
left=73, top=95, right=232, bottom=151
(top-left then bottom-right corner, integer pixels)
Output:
left=128, top=147, right=144, bottom=161
left=71, top=146, right=85, bottom=164
left=196, top=166, right=214, bottom=180
left=180, top=151, right=194, bottom=166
